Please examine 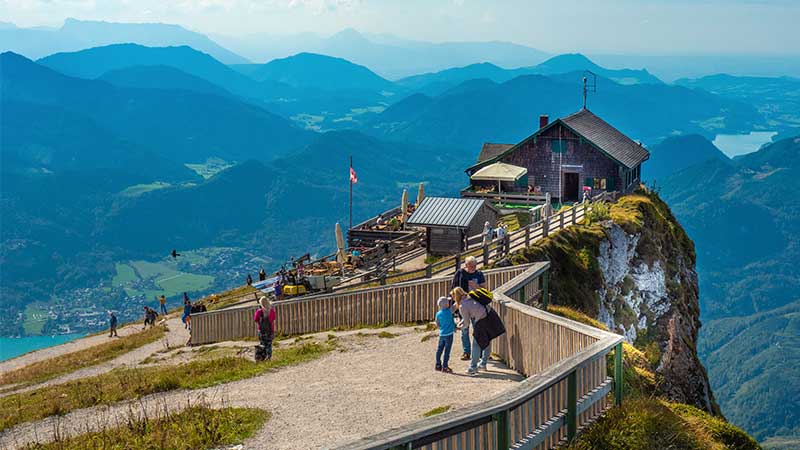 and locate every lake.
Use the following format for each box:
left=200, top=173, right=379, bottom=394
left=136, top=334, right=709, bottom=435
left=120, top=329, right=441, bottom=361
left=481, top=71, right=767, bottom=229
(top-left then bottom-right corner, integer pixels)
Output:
left=713, top=131, right=777, bottom=158
left=0, top=333, right=86, bottom=362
